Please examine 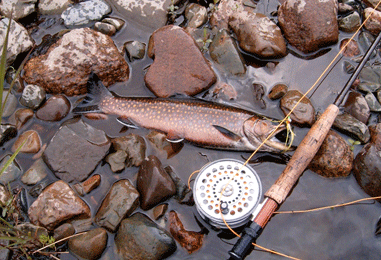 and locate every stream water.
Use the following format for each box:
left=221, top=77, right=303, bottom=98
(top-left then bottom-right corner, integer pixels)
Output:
left=2, top=0, right=381, bottom=259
